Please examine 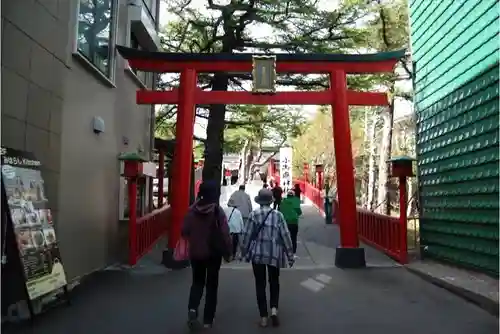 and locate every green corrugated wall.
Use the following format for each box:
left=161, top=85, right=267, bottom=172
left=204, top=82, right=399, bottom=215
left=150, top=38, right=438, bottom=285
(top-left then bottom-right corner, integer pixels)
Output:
left=410, top=0, right=499, bottom=275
